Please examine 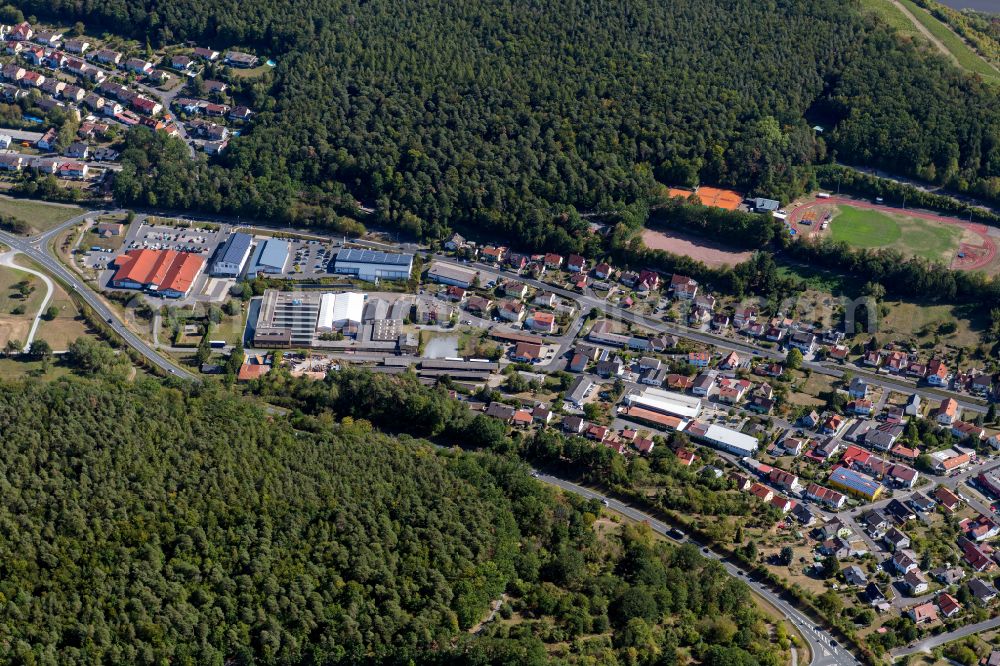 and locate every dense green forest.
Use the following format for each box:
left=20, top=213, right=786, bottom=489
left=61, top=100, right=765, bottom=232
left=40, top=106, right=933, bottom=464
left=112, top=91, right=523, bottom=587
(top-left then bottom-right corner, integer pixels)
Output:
left=0, top=376, right=783, bottom=664
left=21, top=0, right=1000, bottom=250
